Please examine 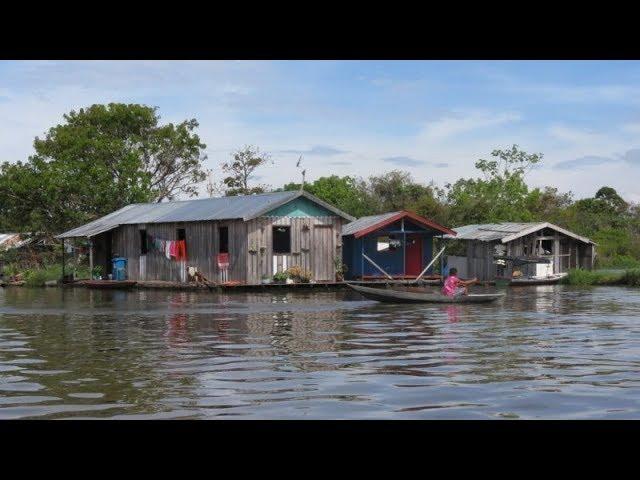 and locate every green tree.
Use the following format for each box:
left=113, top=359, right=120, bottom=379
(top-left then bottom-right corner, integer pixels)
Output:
left=221, top=146, right=271, bottom=196
left=0, top=103, right=207, bottom=235
left=525, top=186, right=574, bottom=223
left=366, top=170, right=430, bottom=213
left=446, top=144, right=542, bottom=225
left=282, top=175, right=374, bottom=217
